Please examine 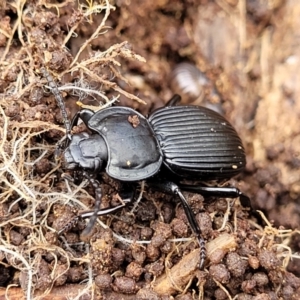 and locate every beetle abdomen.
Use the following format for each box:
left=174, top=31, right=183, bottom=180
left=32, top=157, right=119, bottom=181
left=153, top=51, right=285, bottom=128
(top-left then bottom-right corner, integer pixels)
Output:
left=149, top=106, right=246, bottom=179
